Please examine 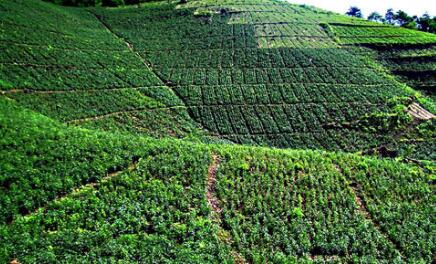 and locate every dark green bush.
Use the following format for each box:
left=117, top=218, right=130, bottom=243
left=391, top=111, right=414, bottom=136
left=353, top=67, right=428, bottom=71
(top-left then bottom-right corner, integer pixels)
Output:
left=124, top=0, right=141, bottom=4
left=44, top=0, right=102, bottom=7
left=102, top=0, right=124, bottom=6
